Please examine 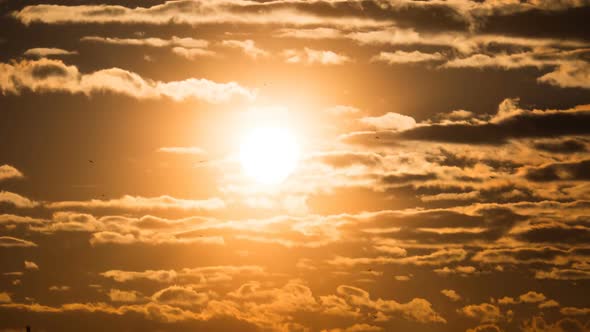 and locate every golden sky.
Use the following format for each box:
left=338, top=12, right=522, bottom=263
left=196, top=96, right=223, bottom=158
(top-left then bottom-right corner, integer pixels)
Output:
left=1, top=1, right=590, bottom=331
